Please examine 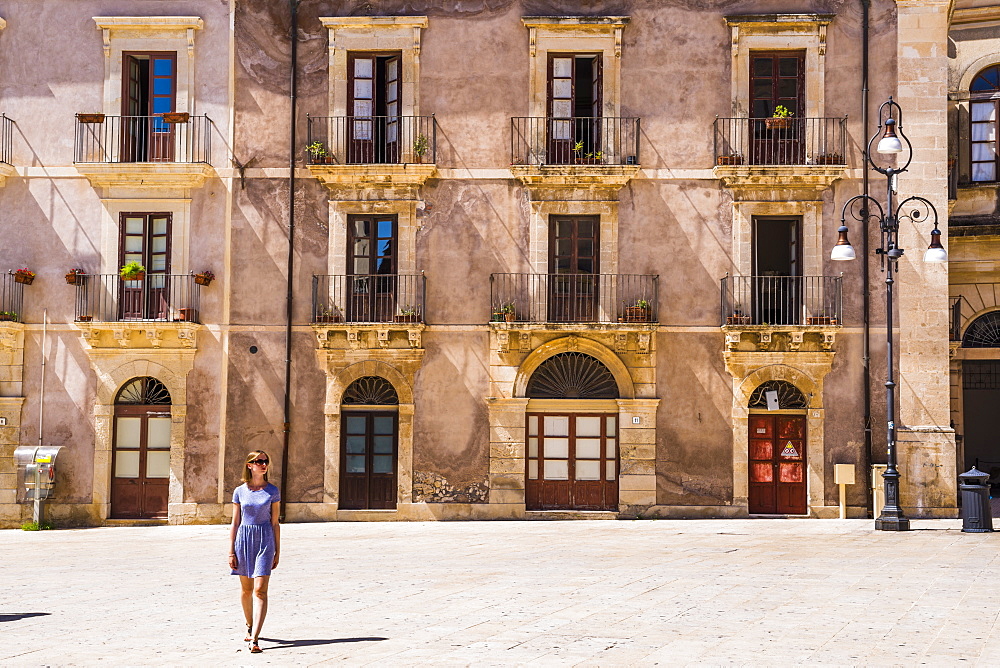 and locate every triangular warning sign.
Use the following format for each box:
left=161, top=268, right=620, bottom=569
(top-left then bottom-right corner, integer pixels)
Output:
left=781, top=442, right=799, bottom=458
